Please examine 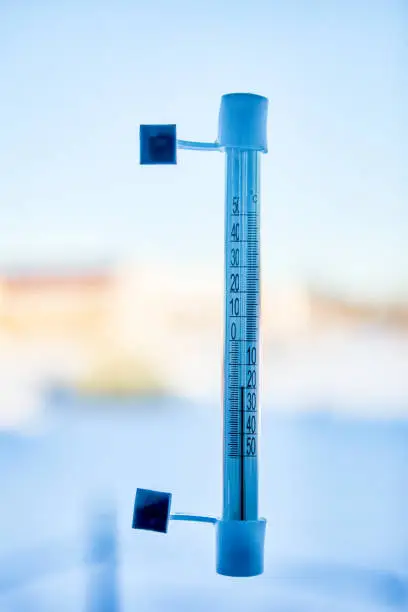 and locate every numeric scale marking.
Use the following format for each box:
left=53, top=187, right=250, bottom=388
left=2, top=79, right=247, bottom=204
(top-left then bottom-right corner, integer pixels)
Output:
left=224, top=150, right=260, bottom=522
